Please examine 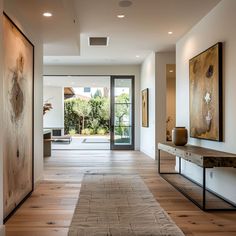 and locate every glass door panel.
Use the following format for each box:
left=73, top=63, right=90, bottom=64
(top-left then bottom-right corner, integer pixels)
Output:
left=110, top=76, right=134, bottom=150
